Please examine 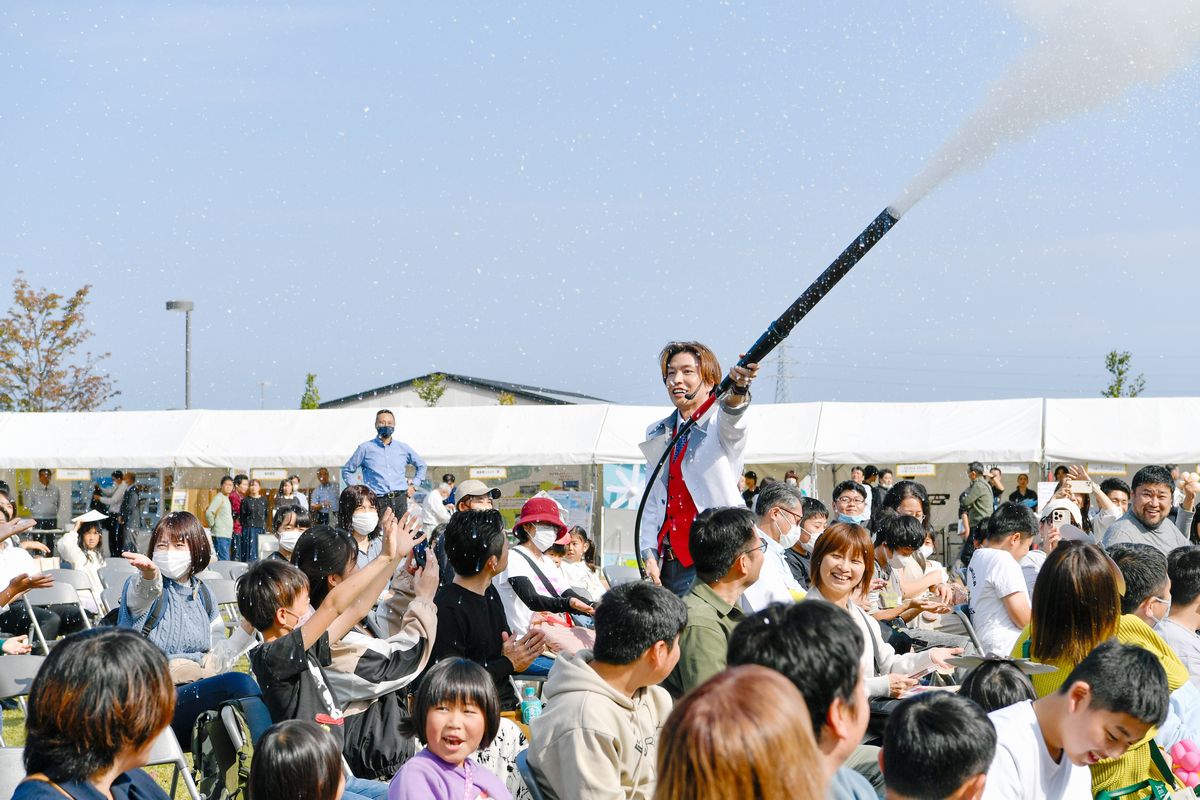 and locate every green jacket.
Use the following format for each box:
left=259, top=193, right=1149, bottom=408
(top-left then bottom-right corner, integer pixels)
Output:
left=959, top=476, right=994, bottom=526
left=661, top=582, right=745, bottom=699
left=205, top=492, right=233, bottom=539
